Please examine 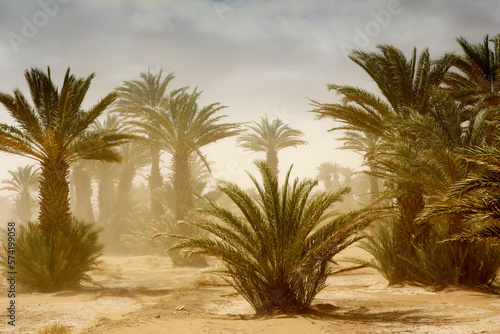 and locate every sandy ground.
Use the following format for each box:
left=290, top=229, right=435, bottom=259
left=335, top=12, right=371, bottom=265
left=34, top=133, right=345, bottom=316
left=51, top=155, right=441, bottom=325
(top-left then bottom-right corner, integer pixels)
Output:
left=1, top=246, right=500, bottom=334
